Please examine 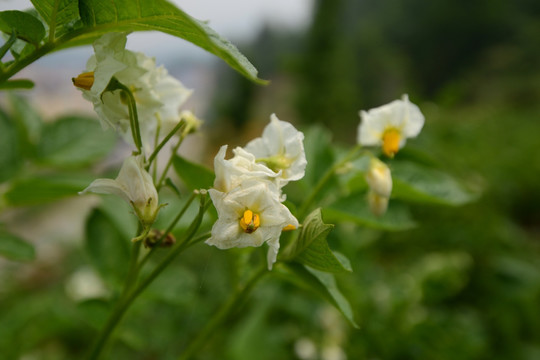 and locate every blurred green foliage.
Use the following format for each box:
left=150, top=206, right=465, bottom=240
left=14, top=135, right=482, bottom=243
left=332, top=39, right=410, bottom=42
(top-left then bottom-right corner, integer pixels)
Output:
left=1, top=0, right=540, bottom=359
